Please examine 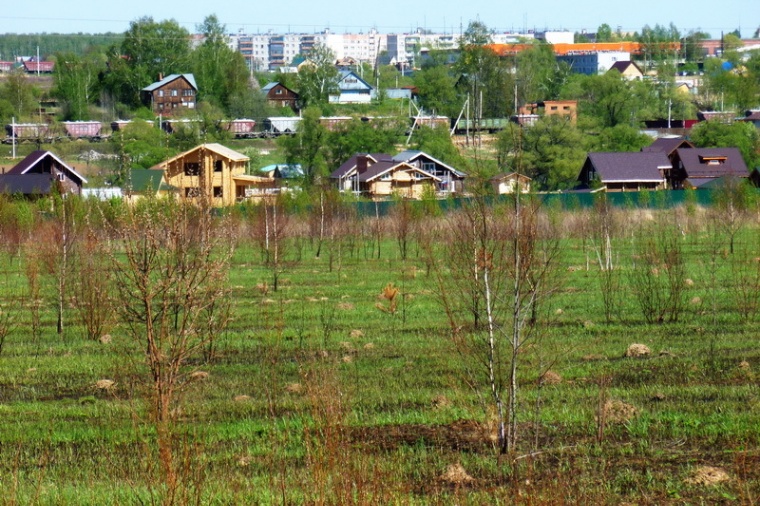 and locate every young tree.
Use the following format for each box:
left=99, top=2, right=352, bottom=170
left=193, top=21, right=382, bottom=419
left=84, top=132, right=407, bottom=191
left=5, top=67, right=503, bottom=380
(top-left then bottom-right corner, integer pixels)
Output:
left=296, top=44, right=339, bottom=107
left=2, top=68, right=39, bottom=120
left=52, top=51, right=105, bottom=120
left=109, top=198, right=234, bottom=487
left=280, top=106, right=328, bottom=186
left=430, top=196, right=563, bottom=454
